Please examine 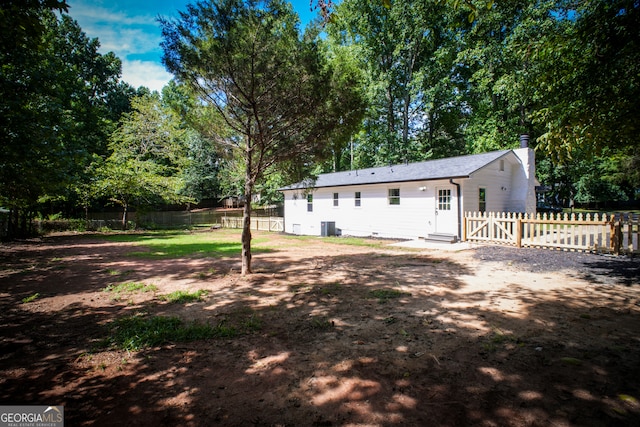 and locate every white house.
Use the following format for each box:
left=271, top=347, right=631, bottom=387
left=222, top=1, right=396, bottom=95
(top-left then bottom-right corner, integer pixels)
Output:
left=279, top=145, right=536, bottom=241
